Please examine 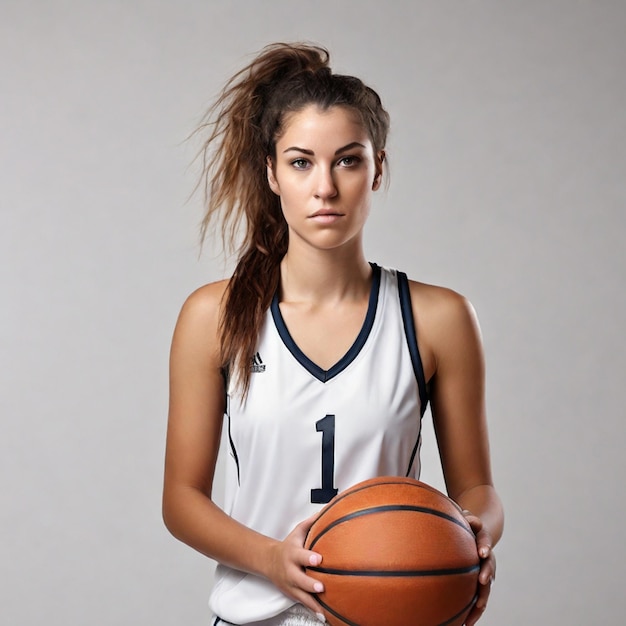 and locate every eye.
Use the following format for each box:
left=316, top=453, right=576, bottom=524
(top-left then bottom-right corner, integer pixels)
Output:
left=337, top=155, right=360, bottom=167
left=290, top=158, right=310, bottom=170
